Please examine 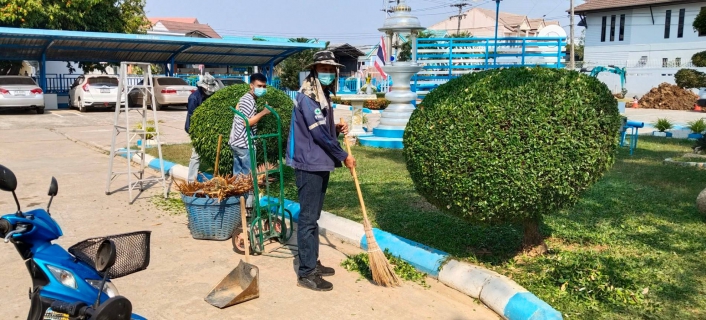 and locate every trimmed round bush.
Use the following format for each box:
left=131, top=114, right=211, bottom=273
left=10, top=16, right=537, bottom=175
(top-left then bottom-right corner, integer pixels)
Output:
left=675, top=68, right=706, bottom=89
left=692, top=51, right=706, bottom=68
left=403, top=68, right=621, bottom=246
left=190, top=84, right=293, bottom=174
